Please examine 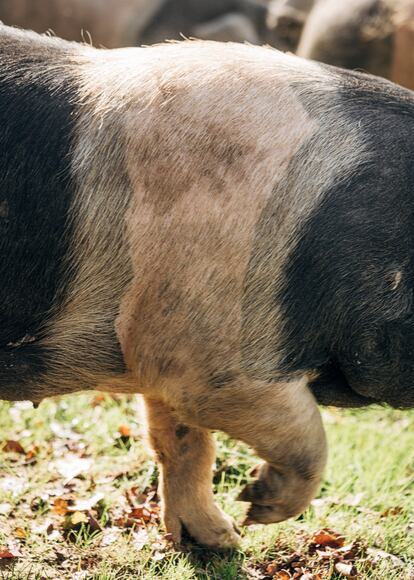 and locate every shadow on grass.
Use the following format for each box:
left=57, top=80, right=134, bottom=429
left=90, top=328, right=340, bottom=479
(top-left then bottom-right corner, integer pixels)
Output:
left=151, top=543, right=249, bottom=580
